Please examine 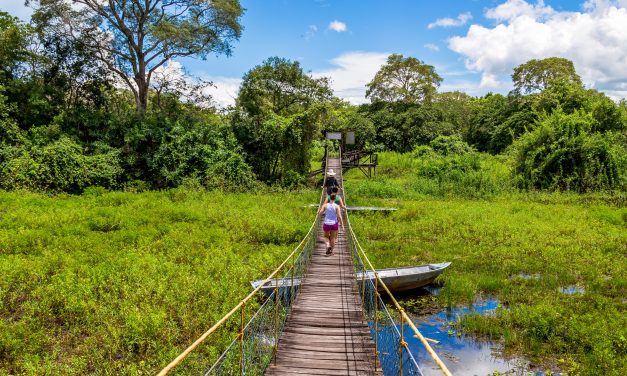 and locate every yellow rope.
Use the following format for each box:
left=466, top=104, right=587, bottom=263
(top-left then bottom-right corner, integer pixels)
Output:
left=158, top=149, right=331, bottom=375
left=338, top=146, right=451, bottom=375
